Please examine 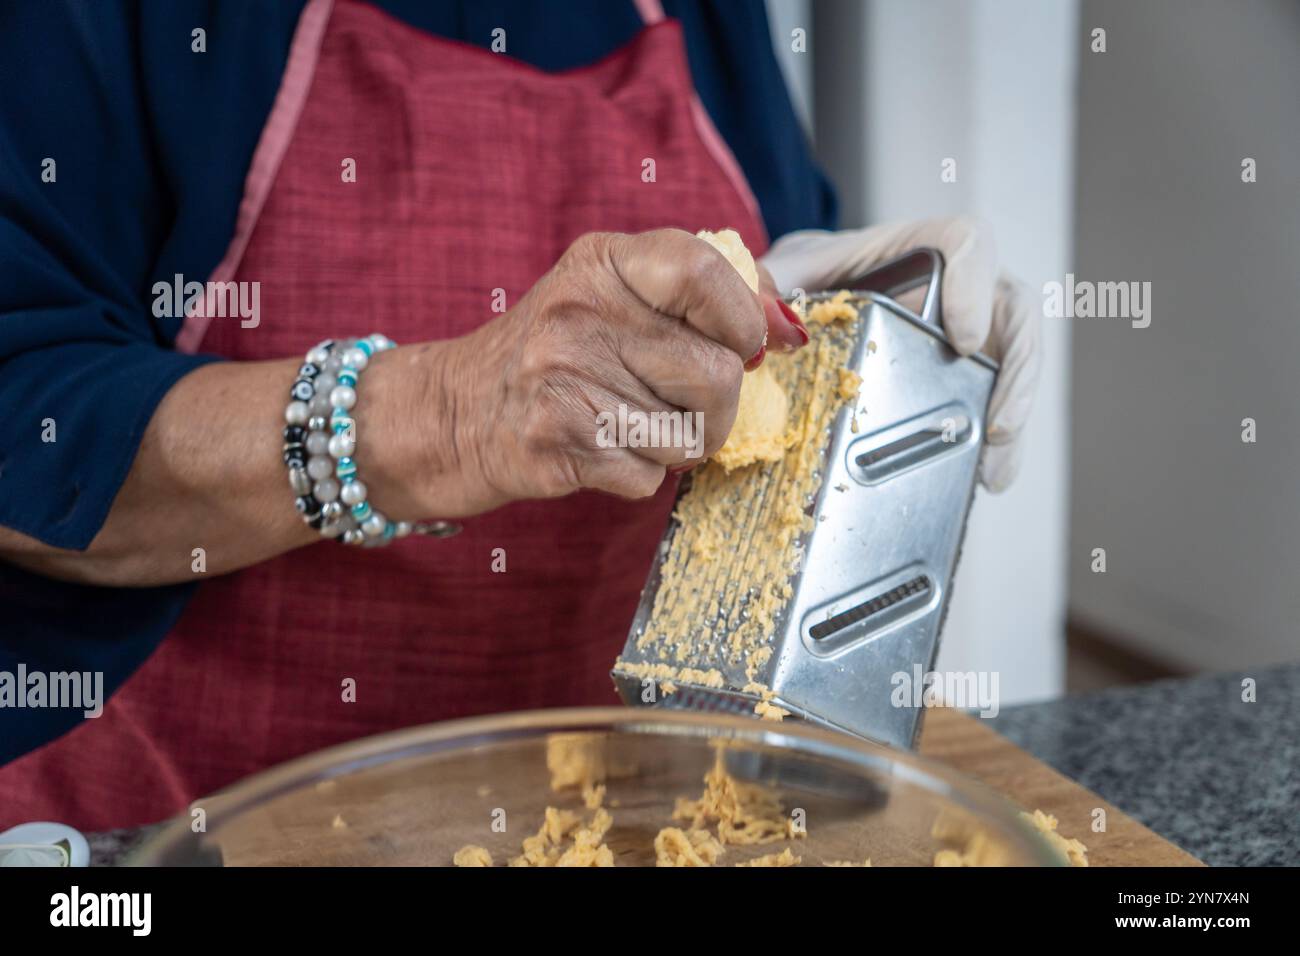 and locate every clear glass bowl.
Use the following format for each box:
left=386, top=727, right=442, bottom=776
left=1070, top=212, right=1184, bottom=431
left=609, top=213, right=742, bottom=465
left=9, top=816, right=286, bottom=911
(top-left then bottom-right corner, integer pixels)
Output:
left=127, top=707, right=1064, bottom=866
